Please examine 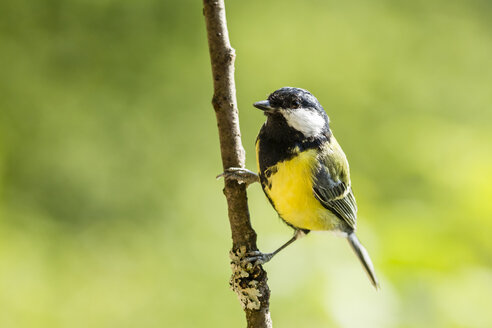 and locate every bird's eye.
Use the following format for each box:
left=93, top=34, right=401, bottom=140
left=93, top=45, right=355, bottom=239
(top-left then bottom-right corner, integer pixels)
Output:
left=292, top=99, right=300, bottom=109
